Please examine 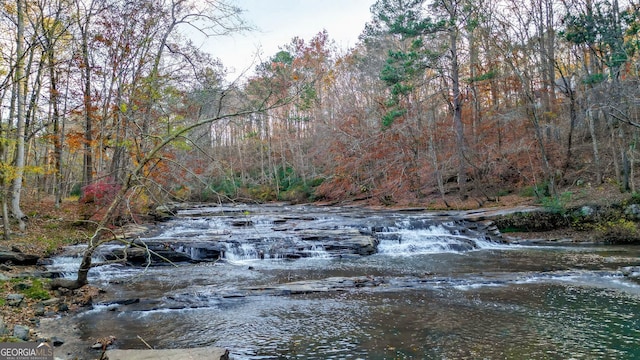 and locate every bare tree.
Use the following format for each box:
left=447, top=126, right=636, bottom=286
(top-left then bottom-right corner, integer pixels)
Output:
left=11, top=0, right=27, bottom=231
left=51, top=96, right=289, bottom=289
